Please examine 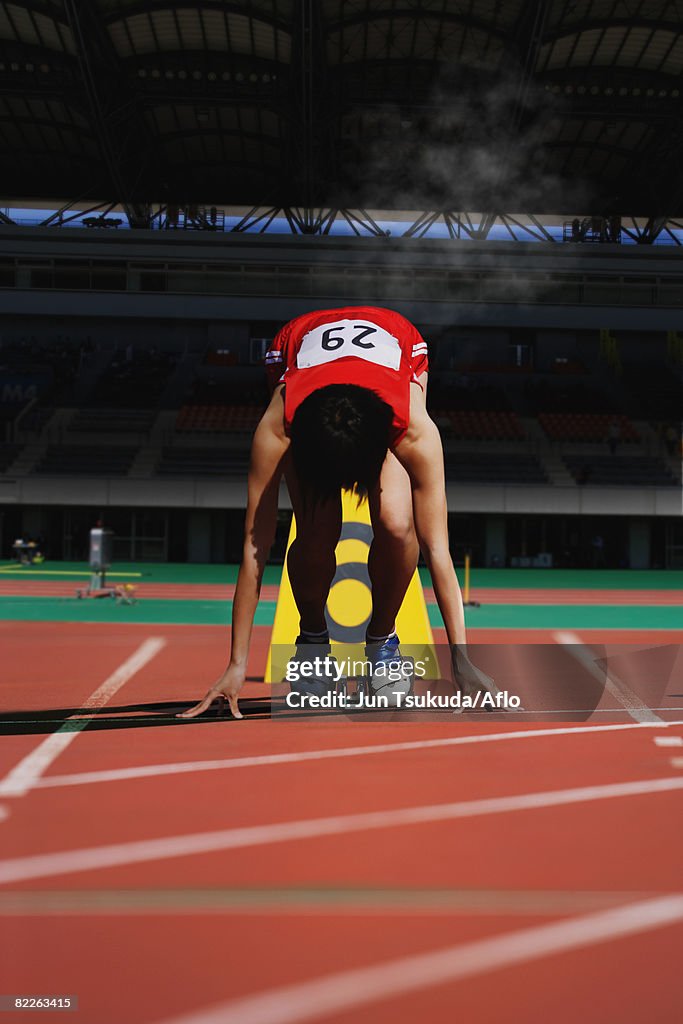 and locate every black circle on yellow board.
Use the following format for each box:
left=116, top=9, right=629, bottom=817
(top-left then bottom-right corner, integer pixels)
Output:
left=325, top=521, right=373, bottom=643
